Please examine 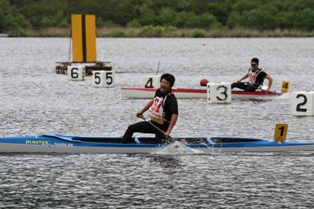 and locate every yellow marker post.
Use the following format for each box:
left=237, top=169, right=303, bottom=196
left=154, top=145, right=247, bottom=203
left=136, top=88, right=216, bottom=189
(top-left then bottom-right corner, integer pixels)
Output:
left=71, top=14, right=96, bottom=63
left=274, top=123, right=288, bottom=143
left=281, top=81, right=290, bottom=93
